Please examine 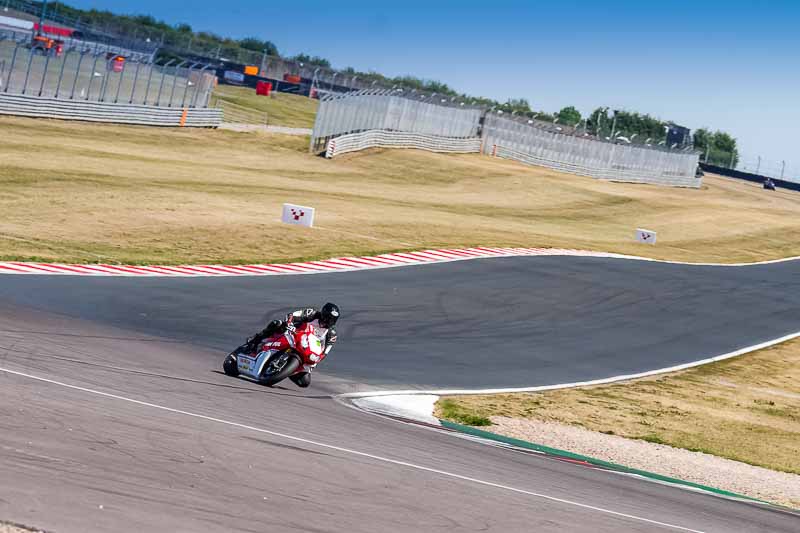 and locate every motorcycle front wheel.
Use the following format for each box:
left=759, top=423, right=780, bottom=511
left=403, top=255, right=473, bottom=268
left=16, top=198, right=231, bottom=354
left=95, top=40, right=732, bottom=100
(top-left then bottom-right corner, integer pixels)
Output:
left=259, top=352, right=301, bottom=386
